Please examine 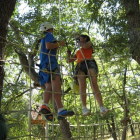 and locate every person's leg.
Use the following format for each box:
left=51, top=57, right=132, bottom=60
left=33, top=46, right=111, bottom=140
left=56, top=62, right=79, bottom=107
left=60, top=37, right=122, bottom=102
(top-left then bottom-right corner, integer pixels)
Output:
left=88, top=69, right=103, bottom=107
left=52, top=75, right=63, bottom=109
left=88, top=69, right=110, bottom=116
left=43, top=82, right=52, bottom=105
left=41, top=82, right=54, bottom=121
left=77, top=71, right=90, bottom=115
left=52, top=75, right=74, bottom=119
left=77, top=71, right=87, bottom=107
